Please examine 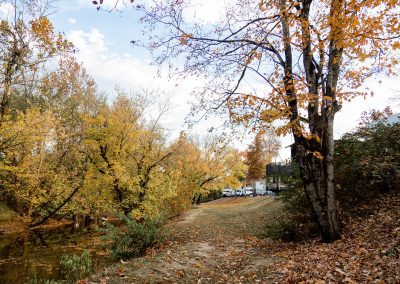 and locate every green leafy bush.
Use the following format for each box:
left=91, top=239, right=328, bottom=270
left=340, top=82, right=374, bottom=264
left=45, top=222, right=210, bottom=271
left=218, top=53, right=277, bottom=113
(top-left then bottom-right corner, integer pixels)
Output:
left=263, top=217, right=298, bottom=241
left=279, top=164, right=312, bottom=223
left=279, top=188, right=311, bottom=222
left=264, top=188, right=318, bottom=241
left=335, top=121, right=400, bottom=204
left=102, top=215, right=164, bottom=259
left=264, top=164, right=318, bottom=241
left=59, top=250, right=92, bottom=282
